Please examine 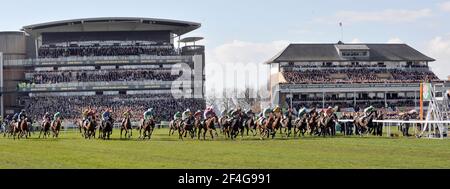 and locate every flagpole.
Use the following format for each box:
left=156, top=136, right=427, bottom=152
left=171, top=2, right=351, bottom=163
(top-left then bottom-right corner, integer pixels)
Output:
left=340, top=22, right=343, bottom=42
